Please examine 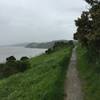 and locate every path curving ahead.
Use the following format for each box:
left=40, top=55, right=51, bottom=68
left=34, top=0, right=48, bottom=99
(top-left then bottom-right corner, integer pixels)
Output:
left=64, top=47, right=83, bottom=100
